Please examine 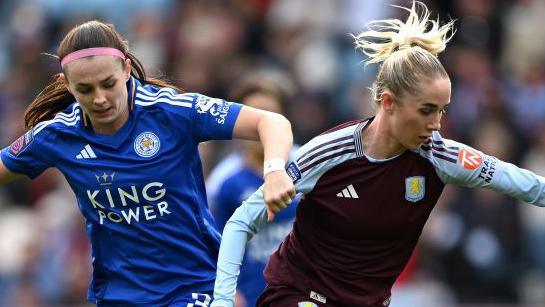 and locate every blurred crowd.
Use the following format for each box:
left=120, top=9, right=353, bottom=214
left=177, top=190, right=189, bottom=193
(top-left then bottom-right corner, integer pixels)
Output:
left=0, top=0, right=544, bottom=306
